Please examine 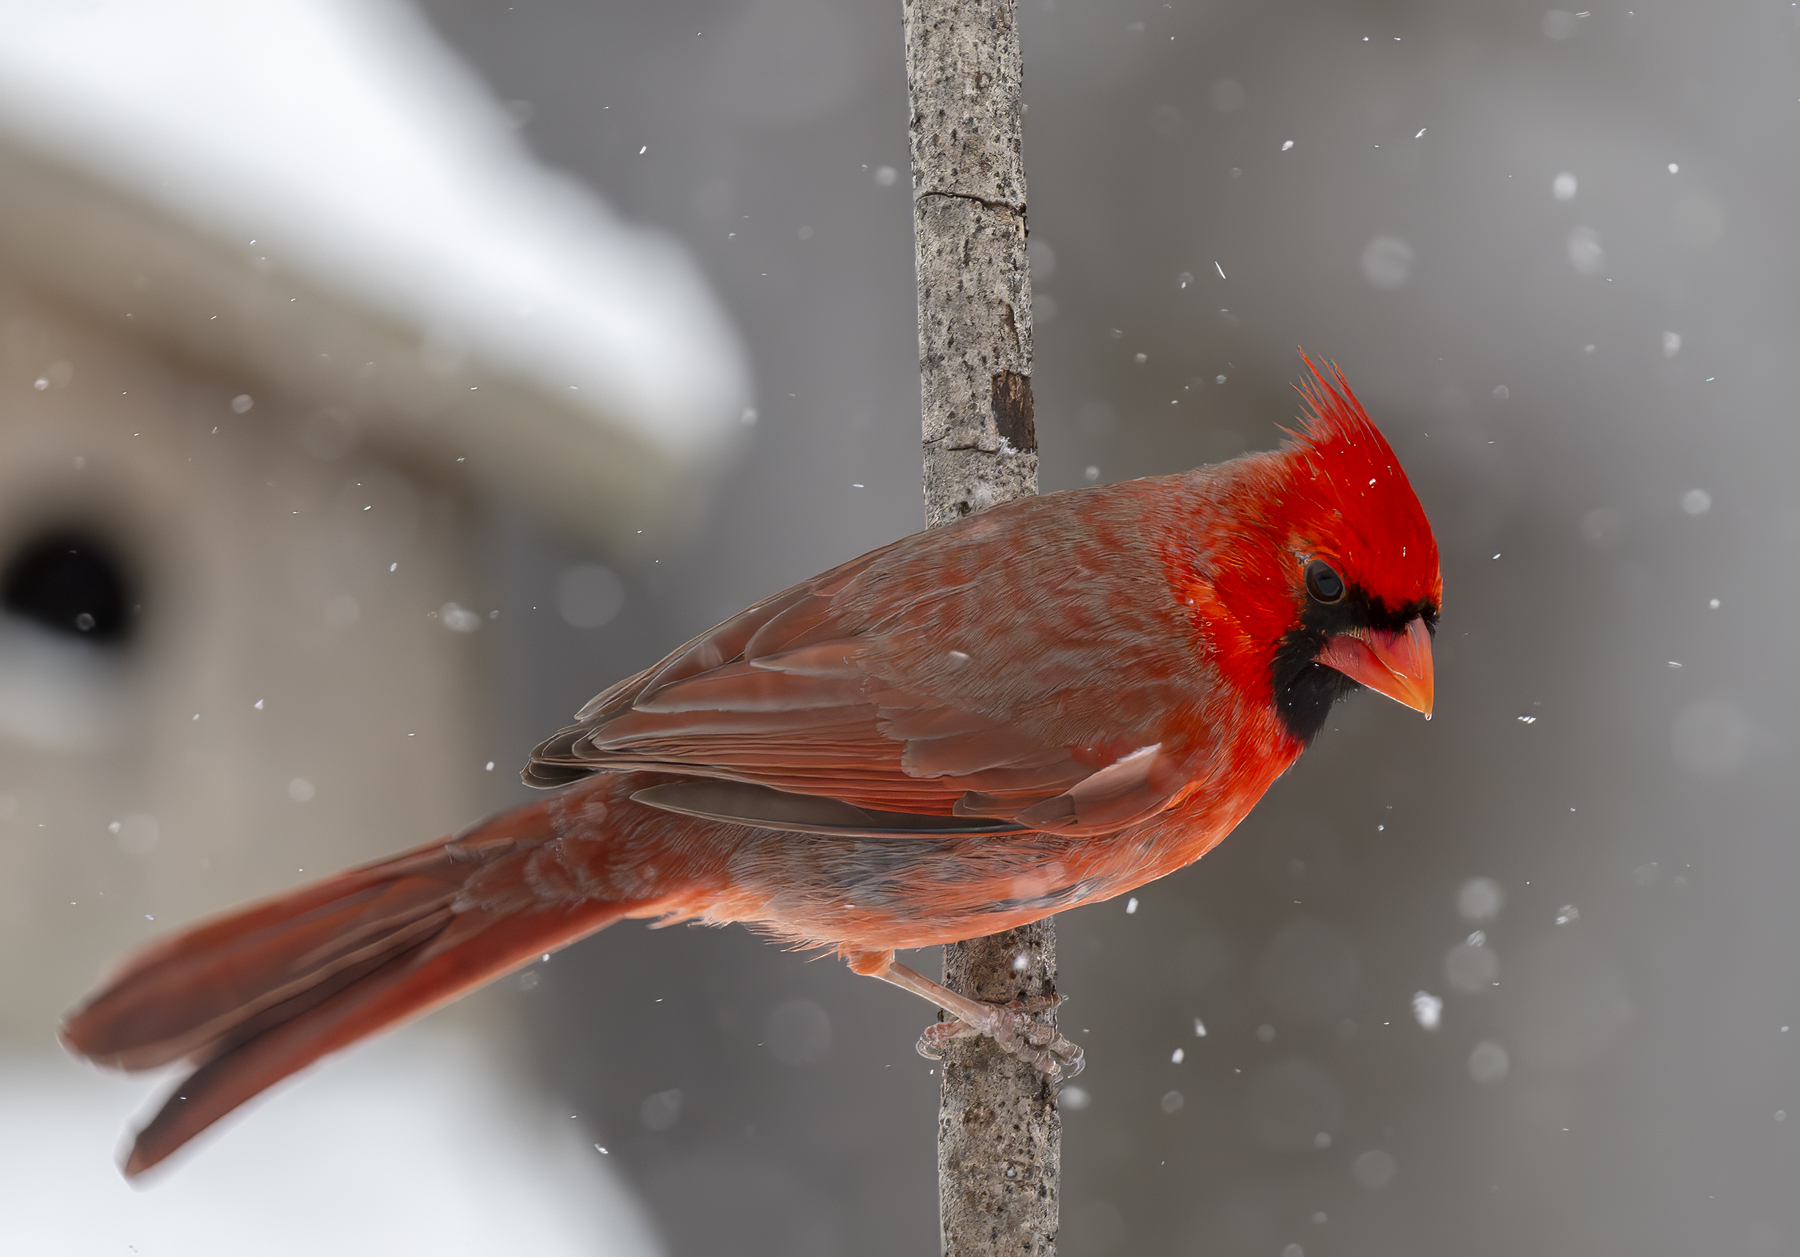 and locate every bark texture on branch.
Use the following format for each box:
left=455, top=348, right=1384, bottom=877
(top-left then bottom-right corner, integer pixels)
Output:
left=904, top=2, right=1059, bottom=1253
left=935, top=923, right=1061, bottom=1257
left=906, top=0, right=1038, bottom=529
